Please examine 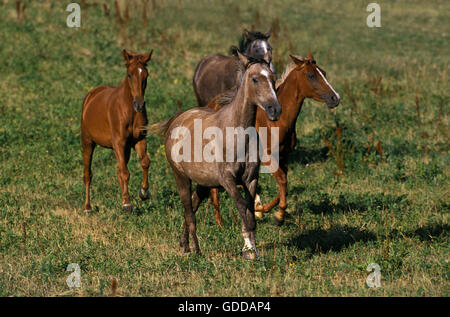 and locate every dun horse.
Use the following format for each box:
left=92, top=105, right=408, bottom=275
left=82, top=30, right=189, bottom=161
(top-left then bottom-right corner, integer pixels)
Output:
left=207, top=52, right=340, bottom=225
left=154, top=52, right=281, bottom=259
left=193, top=28, right=273, bottom=107
left=81, top=49, right=153, bottom=212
